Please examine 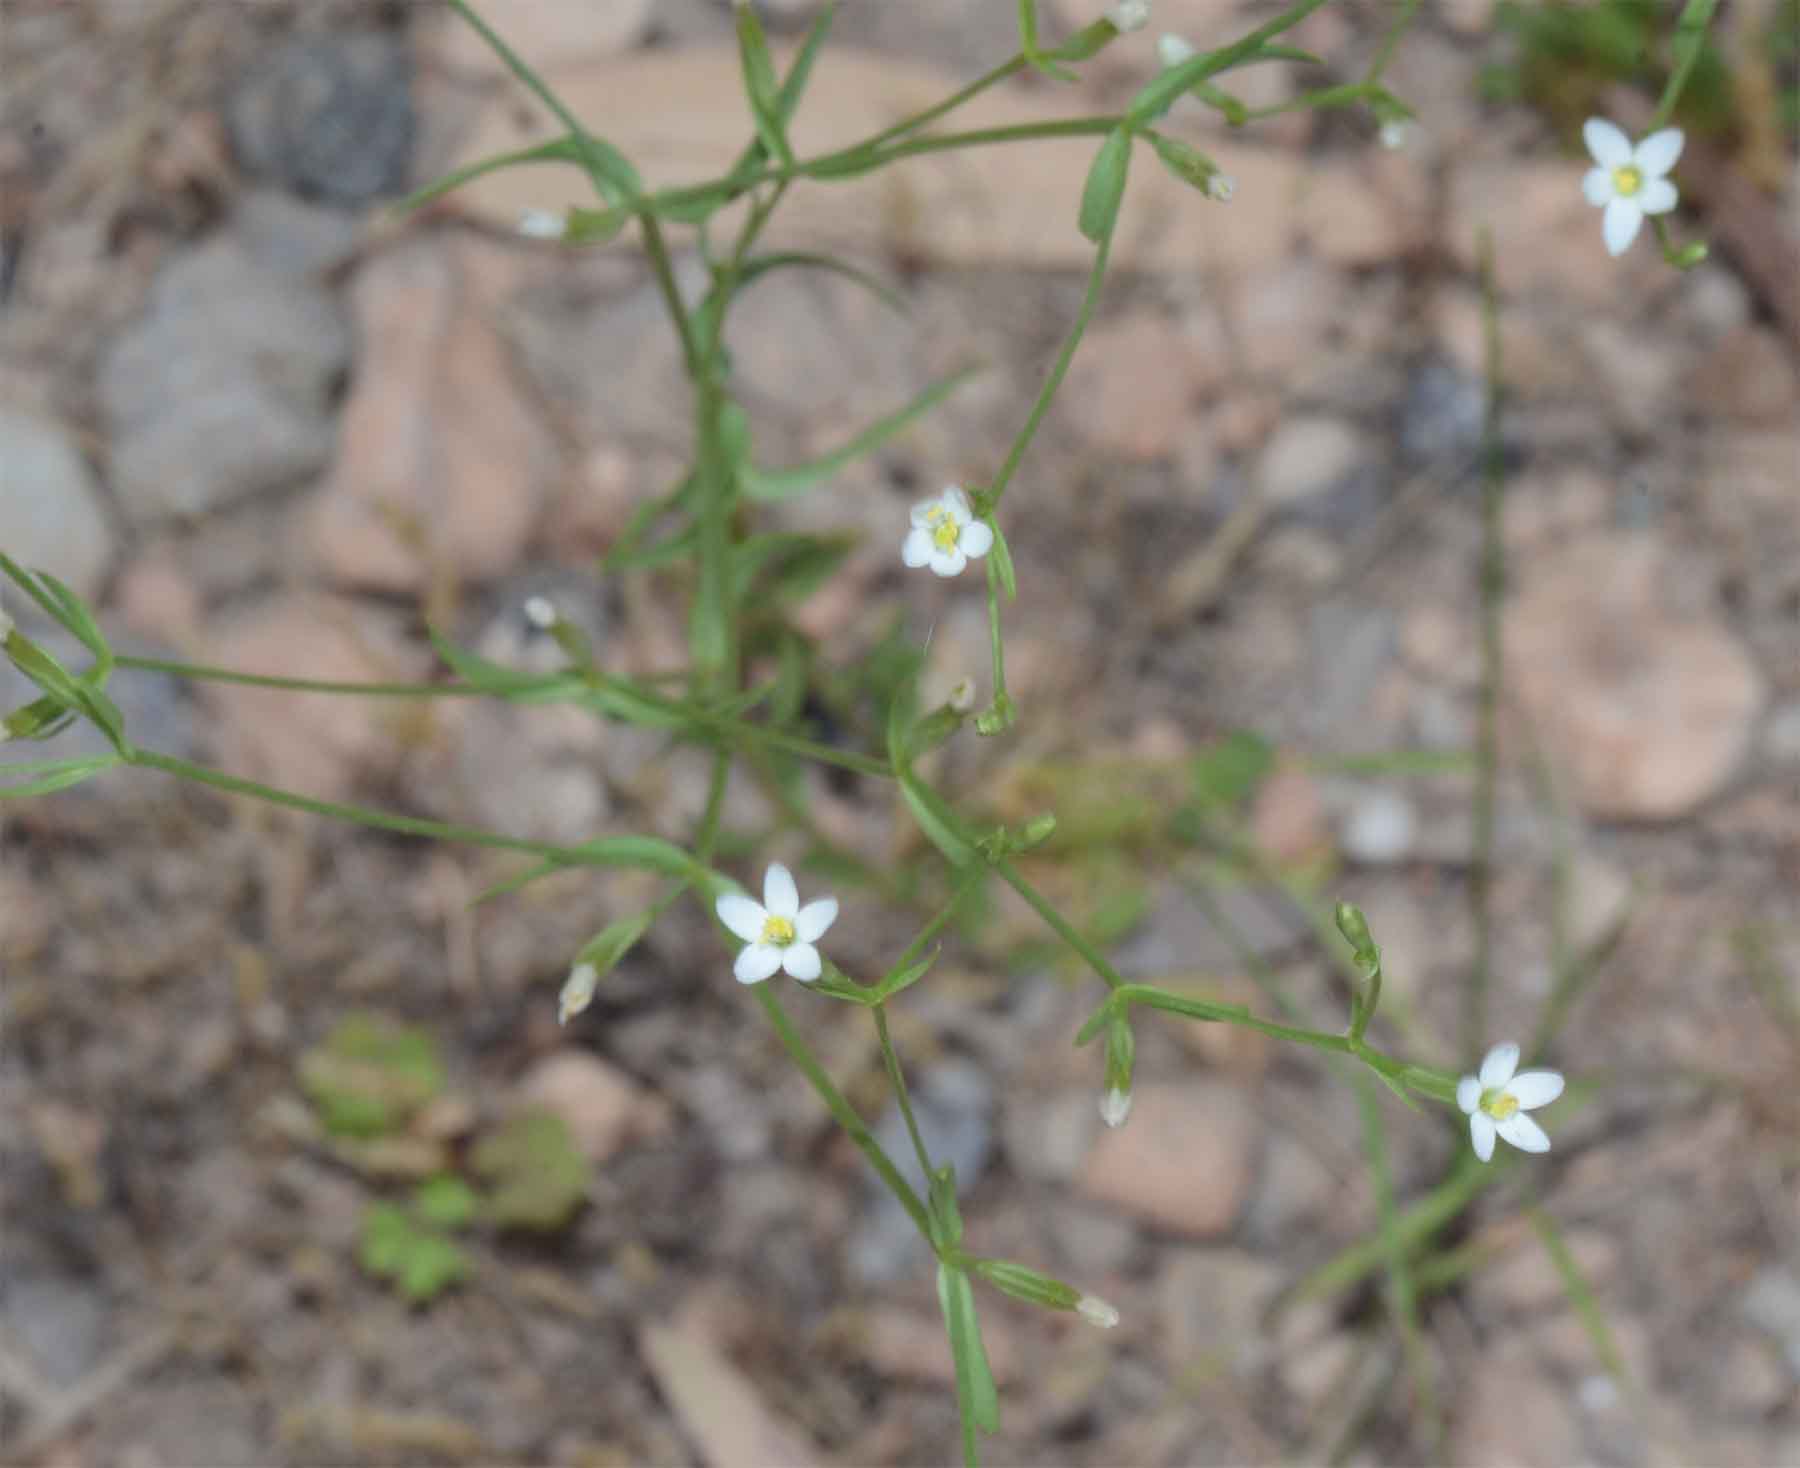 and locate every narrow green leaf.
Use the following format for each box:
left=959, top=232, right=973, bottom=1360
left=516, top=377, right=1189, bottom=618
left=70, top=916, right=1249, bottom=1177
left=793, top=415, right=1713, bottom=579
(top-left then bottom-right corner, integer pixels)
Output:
left=736, top=251, right=909, bottom=315
left=1078, top=126, right=1132, bottom=242
left=872, top=951, right=936, bottom=1001
left=988, top=523, right=1016, bottom=602
left=740, top=366, right=980, bottom=501
left=564, top=204, right=629, bottom=244
left=0, top=753, right=122, bottom=798
left=1531, top=1207, right=1632, bottom=1387
left=392, top=137, right=584, bottom=214
left=735, top=0, right=794, bottom=166
left=34, top=571, right=110, bottom=663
